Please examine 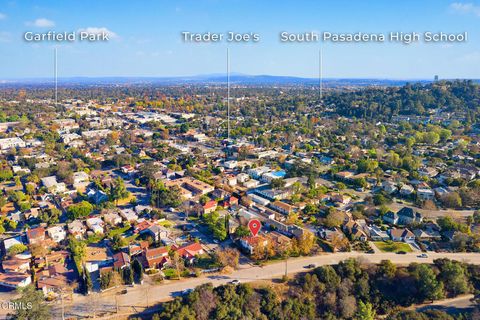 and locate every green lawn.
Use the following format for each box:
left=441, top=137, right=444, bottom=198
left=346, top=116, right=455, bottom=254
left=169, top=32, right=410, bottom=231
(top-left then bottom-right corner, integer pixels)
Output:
left=108, top=225, right=131, bottom=238
left=374, top=241, right=412, bottom=253
left=163, top=268, right=180, bottom=280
